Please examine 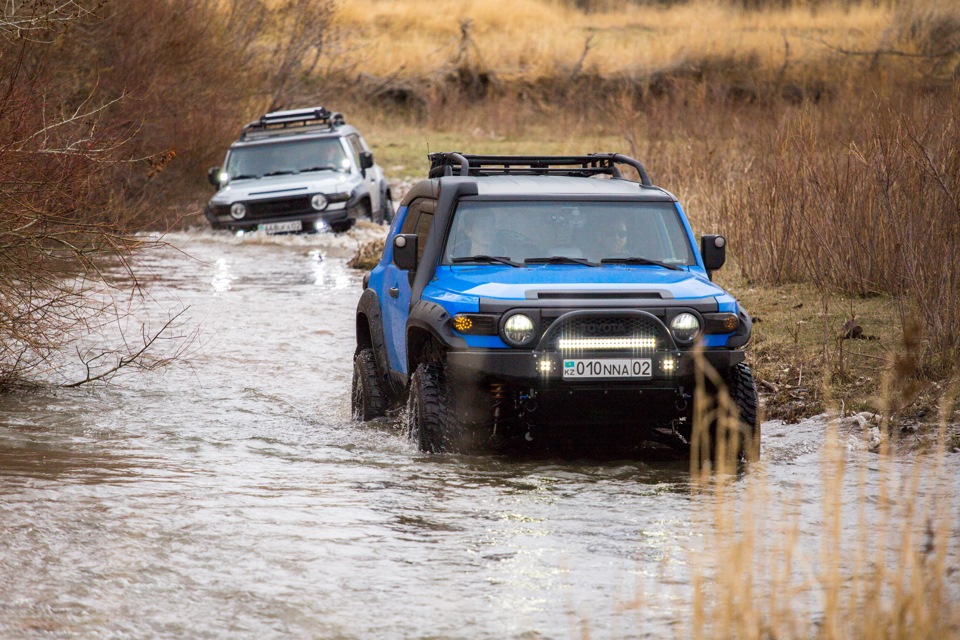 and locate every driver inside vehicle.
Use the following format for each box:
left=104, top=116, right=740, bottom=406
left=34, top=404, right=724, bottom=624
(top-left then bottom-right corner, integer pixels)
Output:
left=596, top=218, right=630, bottom=259
left=449, top=205, right=551, bottom=262
left=462, top=211, right=500, bottom=256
